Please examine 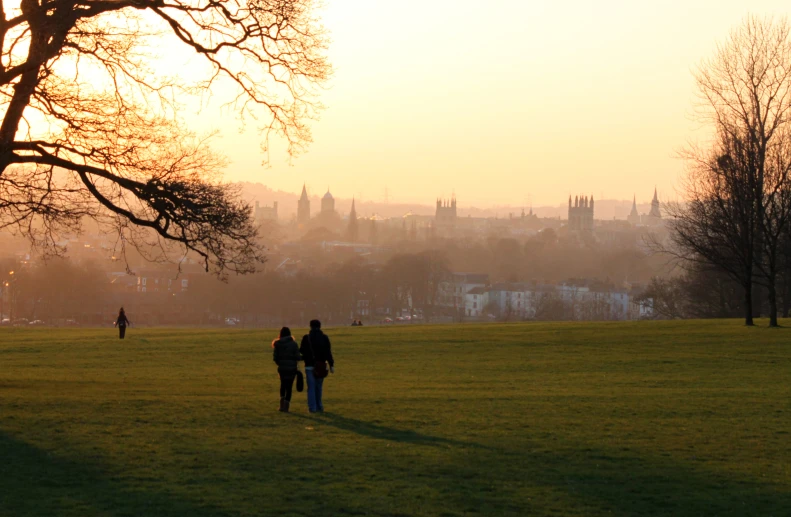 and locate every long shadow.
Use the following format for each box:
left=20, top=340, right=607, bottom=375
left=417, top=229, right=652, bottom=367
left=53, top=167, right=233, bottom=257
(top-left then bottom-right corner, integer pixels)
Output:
left=375, top=440, right=791, bottom=517
left=536, top=445, right=791, bottom=516
left=0, top=430, right=233, bottom=517
left=293, top=412, right=492, bottom=450
left=284, top=414, right=791, bottom=516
